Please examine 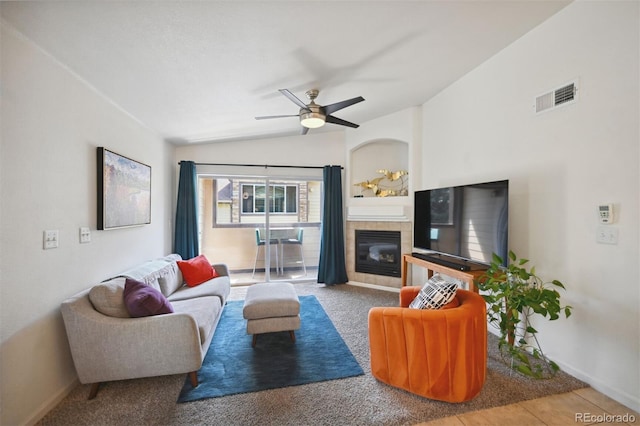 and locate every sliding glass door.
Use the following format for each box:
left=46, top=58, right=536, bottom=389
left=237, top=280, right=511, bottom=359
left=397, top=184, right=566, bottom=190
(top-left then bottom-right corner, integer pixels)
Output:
left=197, top=174, right=322, bottom=285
